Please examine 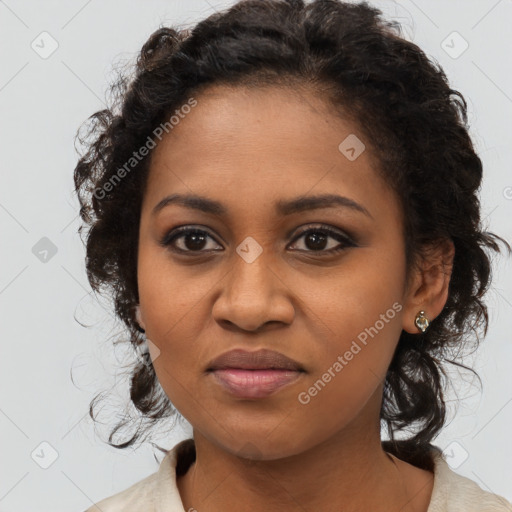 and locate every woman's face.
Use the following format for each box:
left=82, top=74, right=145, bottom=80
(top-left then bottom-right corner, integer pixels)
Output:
left=137, top=84, right=414, bottom=459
